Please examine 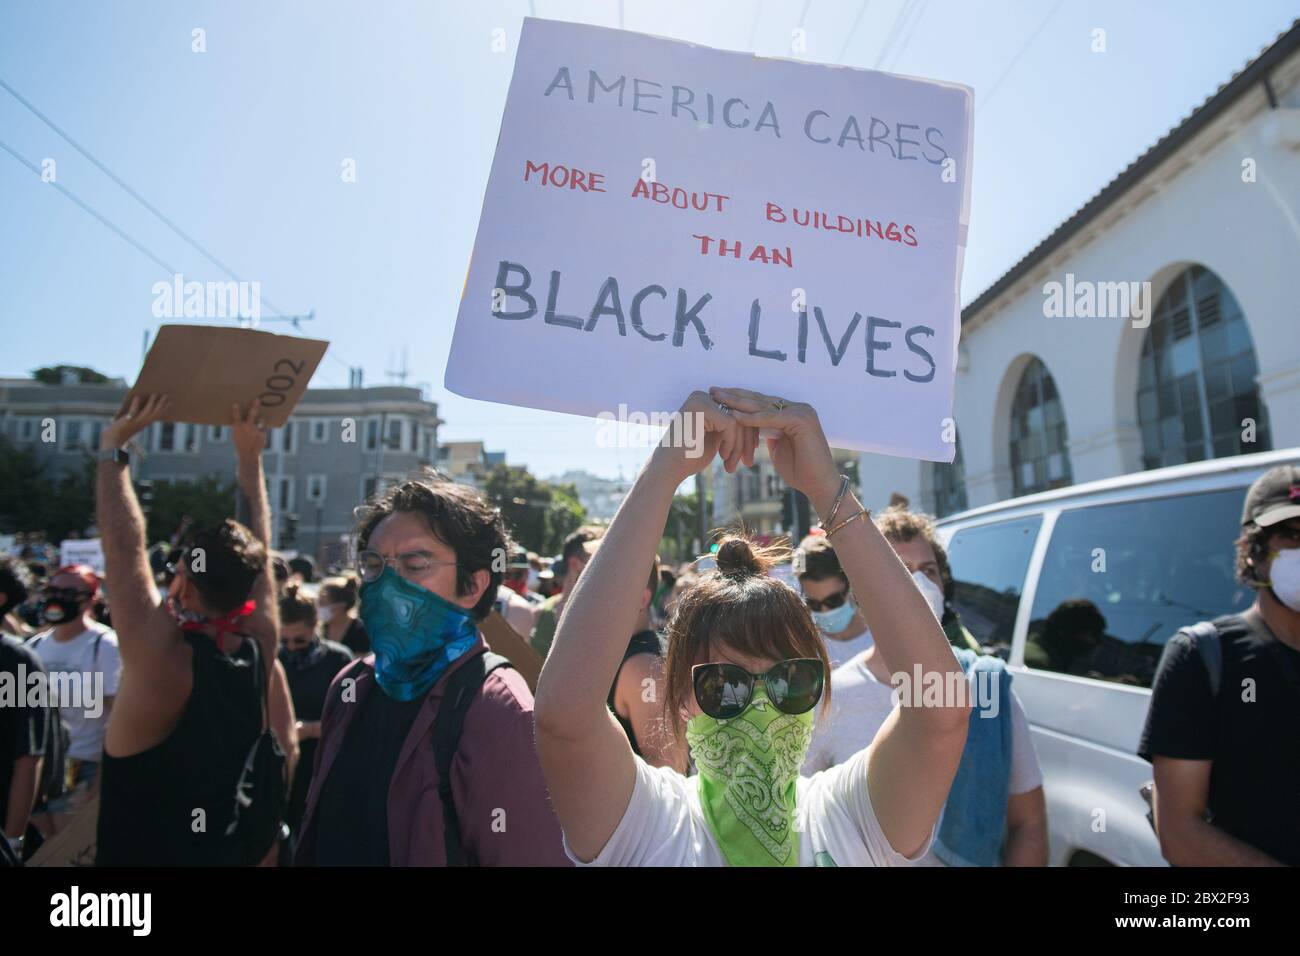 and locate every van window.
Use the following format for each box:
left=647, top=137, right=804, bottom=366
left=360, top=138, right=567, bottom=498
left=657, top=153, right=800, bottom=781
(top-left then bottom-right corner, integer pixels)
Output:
left=1024, top=487, right=1253, bottom=687
left=945, top=516, right=1042, bottom=657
